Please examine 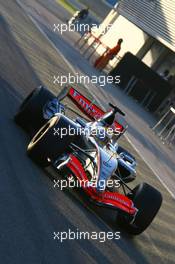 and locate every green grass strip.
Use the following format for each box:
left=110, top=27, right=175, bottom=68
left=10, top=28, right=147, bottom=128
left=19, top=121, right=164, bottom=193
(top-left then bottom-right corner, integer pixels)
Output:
left=57, top=0, right=77, bottom=14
